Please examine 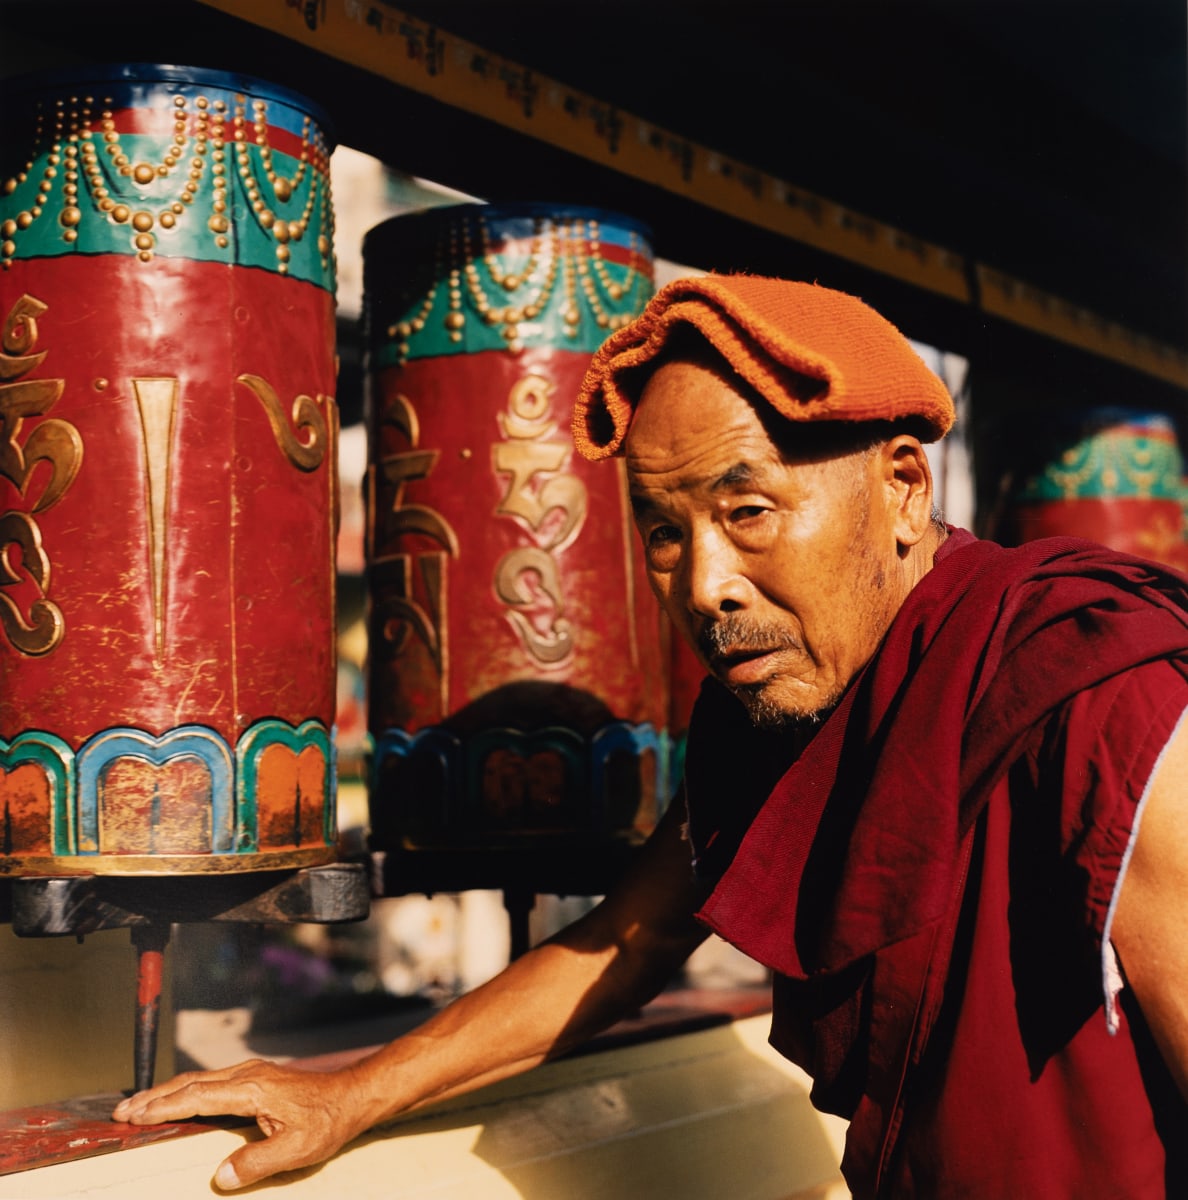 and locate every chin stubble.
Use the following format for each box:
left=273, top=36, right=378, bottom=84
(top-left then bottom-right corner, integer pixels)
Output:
left=697, top=616, right=838, bottom=728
